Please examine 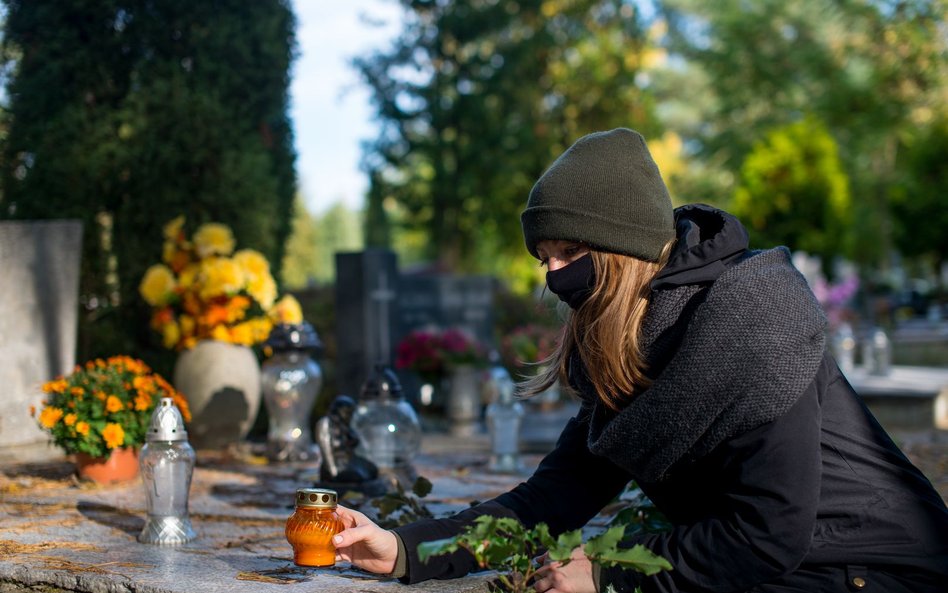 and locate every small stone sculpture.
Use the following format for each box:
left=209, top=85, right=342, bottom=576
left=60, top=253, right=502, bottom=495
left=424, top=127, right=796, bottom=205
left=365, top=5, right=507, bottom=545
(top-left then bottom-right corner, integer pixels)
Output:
left=314, top=395, right=384, bottom=494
